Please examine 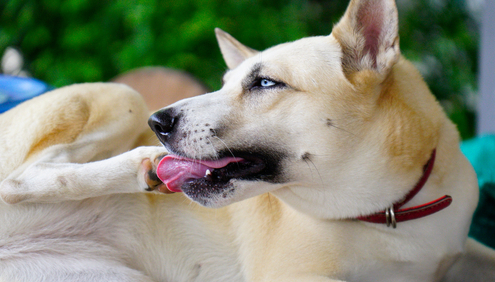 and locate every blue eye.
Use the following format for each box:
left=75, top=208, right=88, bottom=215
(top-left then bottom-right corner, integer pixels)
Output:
left=248, top=77, right=285, bottom=91
left=260, top=79, right=276, bottom=87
